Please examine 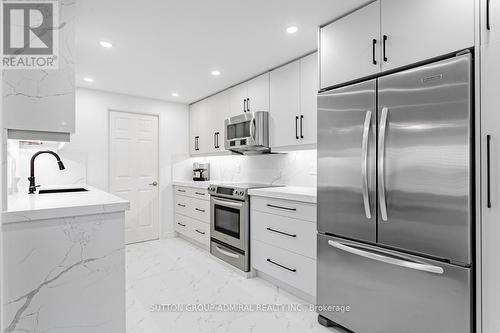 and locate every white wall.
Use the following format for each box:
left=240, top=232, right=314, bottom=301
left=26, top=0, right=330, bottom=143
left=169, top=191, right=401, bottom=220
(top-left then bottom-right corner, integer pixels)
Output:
left=72, top=88, right=189, bottom=238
